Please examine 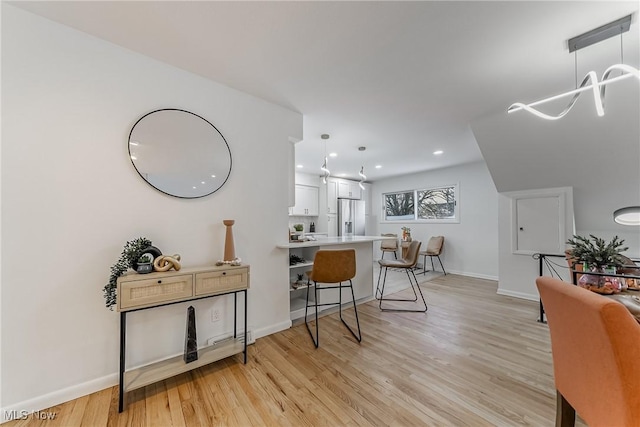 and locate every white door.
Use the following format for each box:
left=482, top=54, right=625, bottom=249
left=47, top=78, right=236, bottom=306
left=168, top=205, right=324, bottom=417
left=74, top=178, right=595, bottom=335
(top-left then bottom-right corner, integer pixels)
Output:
left=515, top=196, right=563, bottom=254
